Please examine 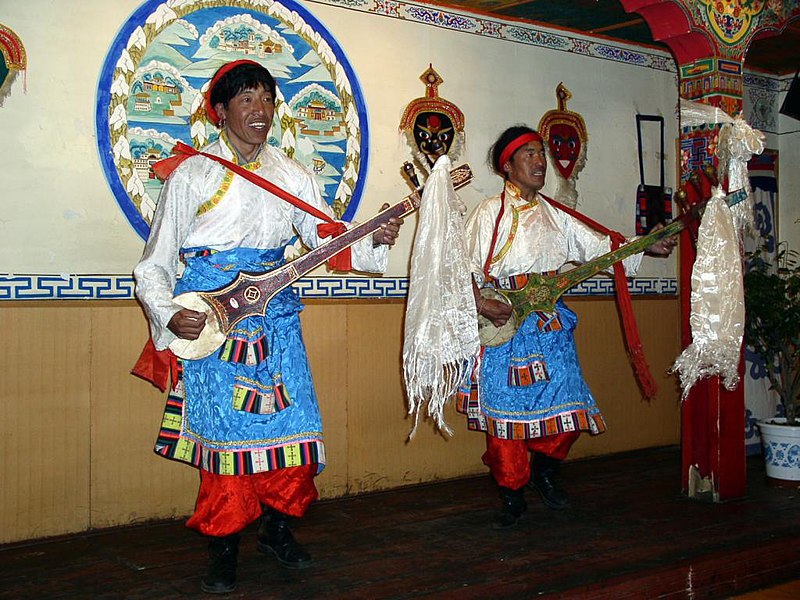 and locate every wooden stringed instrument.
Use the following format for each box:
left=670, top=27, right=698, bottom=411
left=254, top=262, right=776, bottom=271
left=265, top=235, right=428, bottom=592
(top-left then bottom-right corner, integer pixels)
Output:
left=478, top=183, right=747, bottom=347
left=170, top=163, right=474, bottom=359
